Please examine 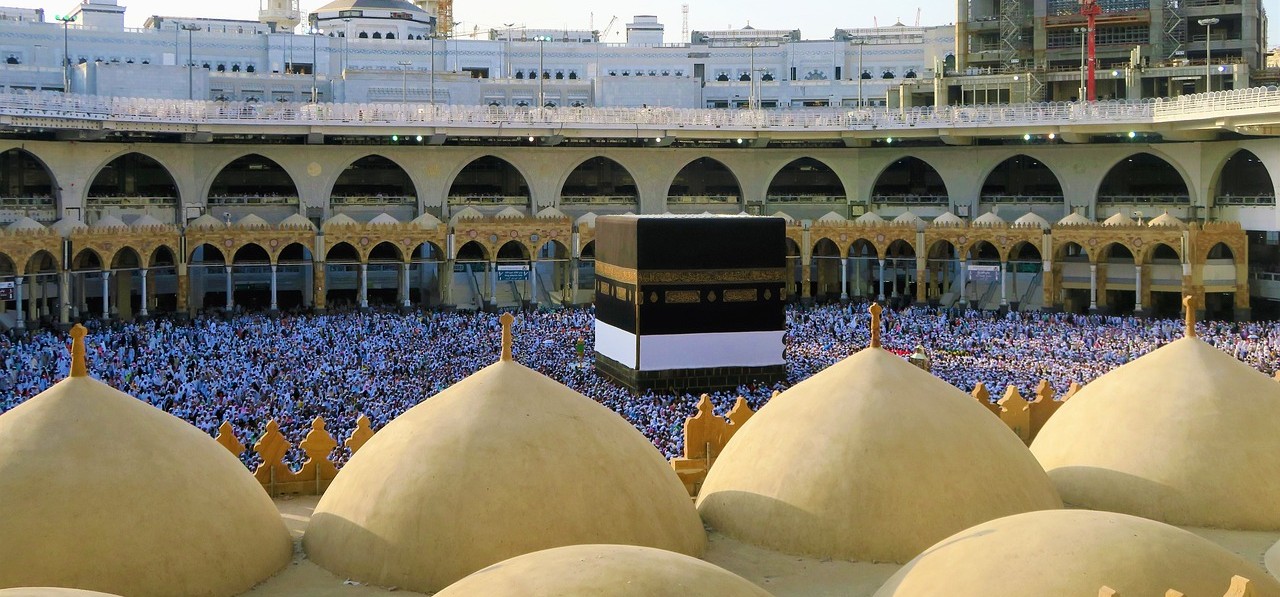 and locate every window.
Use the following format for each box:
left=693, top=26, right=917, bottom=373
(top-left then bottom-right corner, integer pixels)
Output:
left=246, top=64, right=255, bottom=73
left=568, top=71, right=578, bottom=79
left=881, top=70, right=895, bottom=79
left=555, top=71, right=564, bottom=79
left=739, top=72, right=751, bottom=81
left=386, top=32, right=395, bottom=39
left=358, top=32, right=368, bottom=38
left=217, top=64, right=226, bottom=72
left=372, top=32, right=382, bottom=39
left=231, top=64, right=241, bottom=72
left=338, top=10, right=363, bottom=17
